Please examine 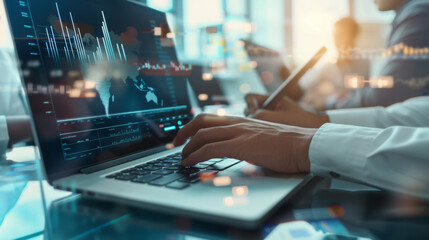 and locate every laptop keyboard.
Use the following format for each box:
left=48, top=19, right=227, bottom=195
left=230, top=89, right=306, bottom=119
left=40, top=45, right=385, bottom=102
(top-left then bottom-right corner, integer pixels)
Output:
left=105, top=152, right=240, bottom=190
